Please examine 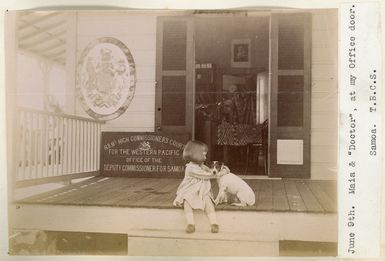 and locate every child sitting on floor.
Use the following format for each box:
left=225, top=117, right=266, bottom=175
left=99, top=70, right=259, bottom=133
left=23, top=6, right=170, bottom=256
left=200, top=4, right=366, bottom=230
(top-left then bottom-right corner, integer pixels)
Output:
left=173, top=140, right=219, bottom=233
